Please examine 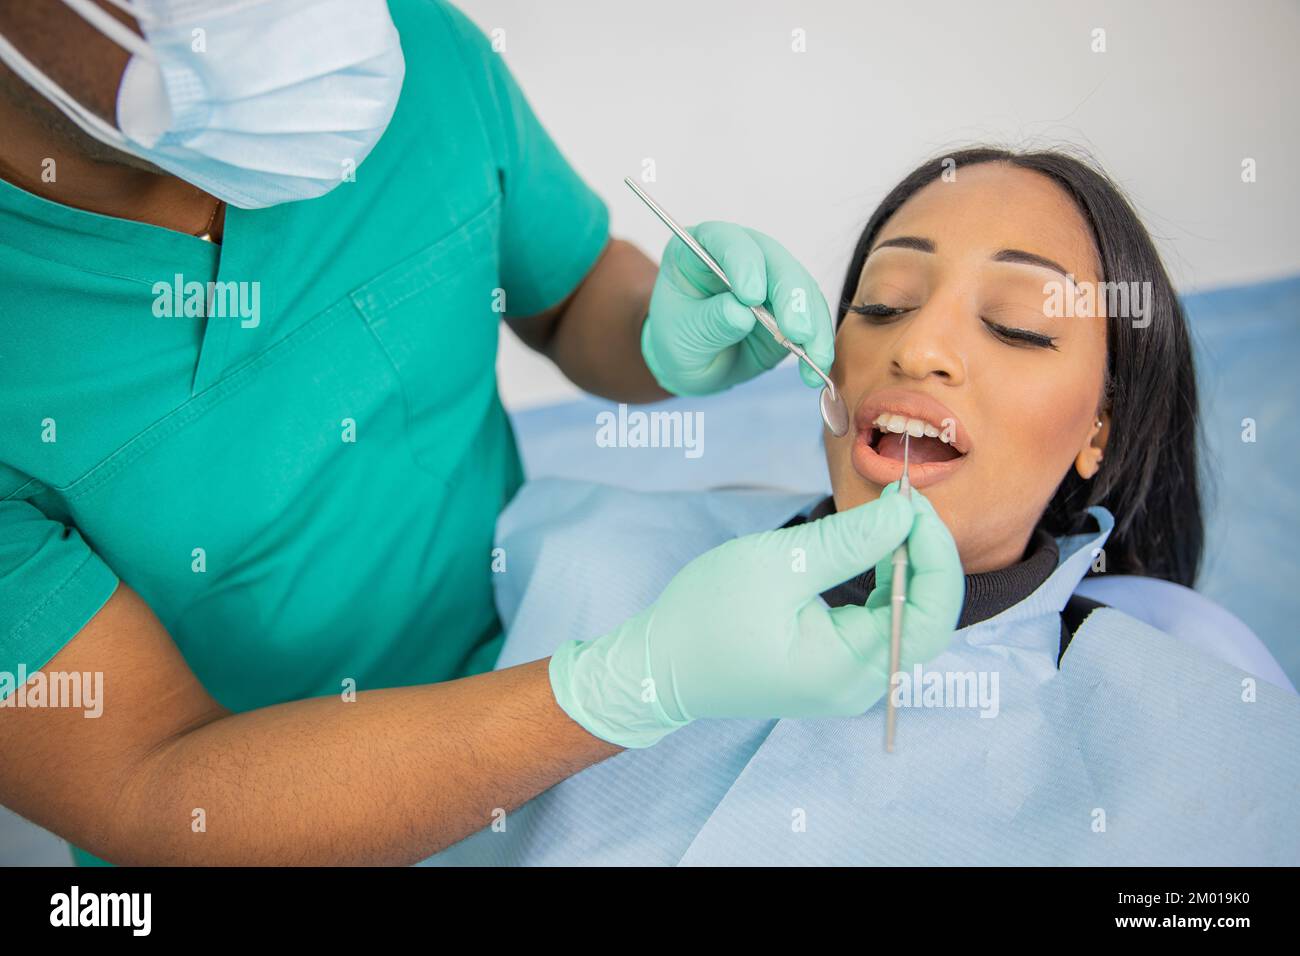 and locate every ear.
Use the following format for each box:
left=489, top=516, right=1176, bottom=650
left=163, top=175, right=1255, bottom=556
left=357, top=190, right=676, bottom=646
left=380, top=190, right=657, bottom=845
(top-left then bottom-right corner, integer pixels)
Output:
left=1074, top=411, right=1110, bottom=480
